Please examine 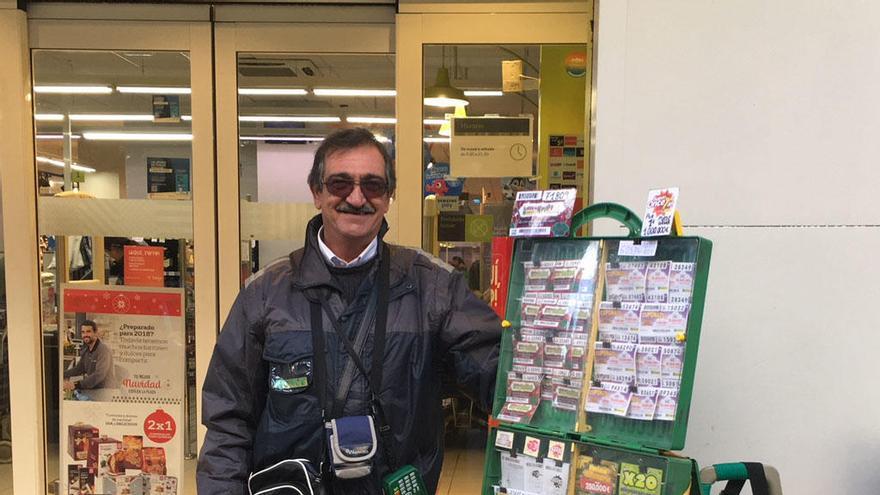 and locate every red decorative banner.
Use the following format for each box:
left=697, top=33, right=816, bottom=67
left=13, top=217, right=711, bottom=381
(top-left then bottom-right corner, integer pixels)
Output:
left=63, top=289, right=182, bottom=316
